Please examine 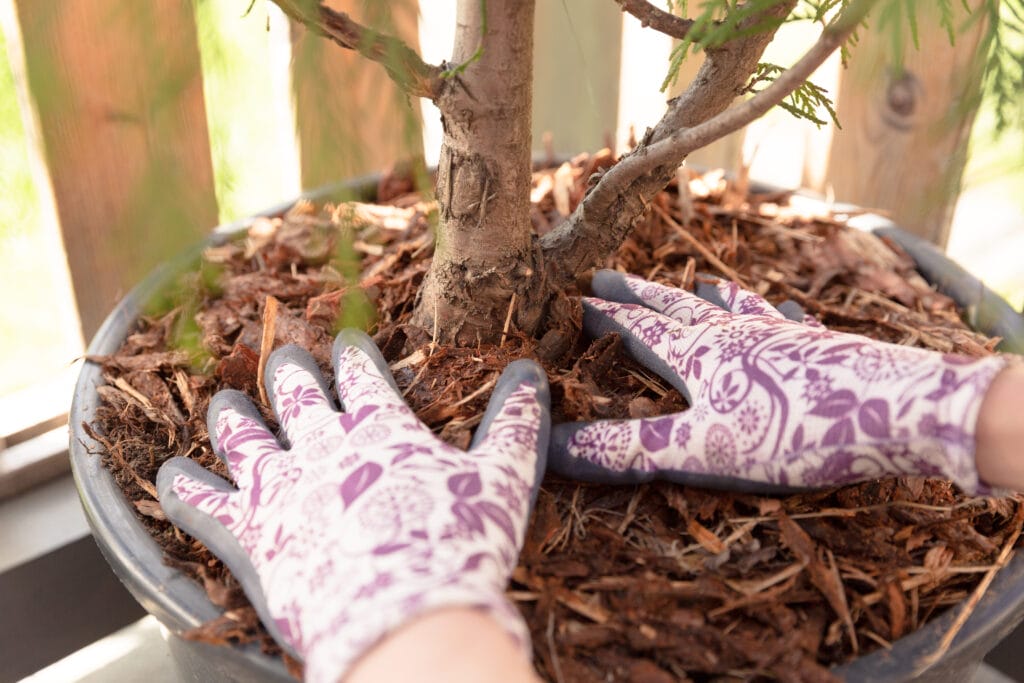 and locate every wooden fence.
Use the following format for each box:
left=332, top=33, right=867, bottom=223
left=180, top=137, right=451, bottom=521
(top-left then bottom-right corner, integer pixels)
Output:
left=0, top=0, right=990, bottom=495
